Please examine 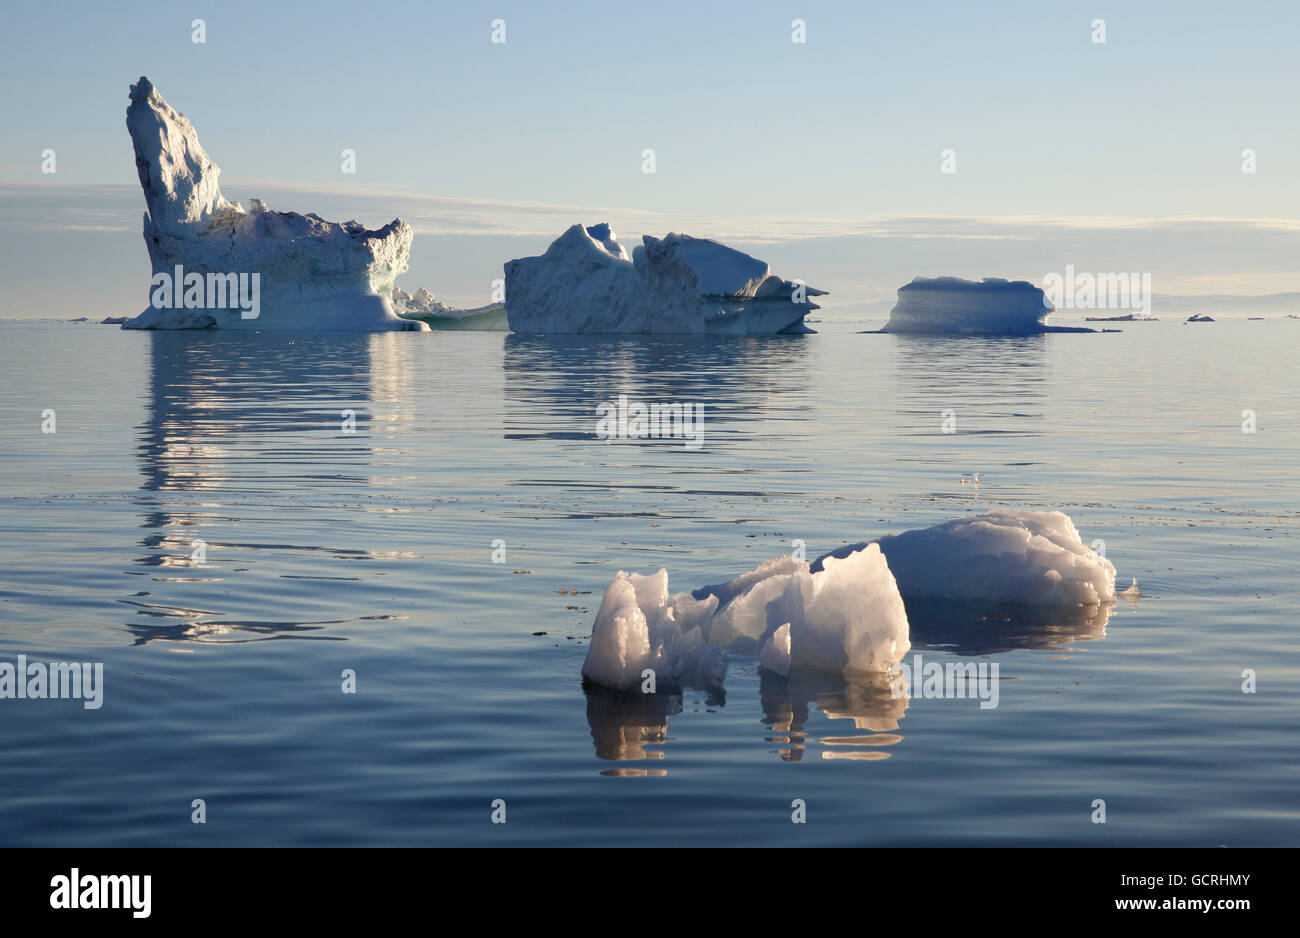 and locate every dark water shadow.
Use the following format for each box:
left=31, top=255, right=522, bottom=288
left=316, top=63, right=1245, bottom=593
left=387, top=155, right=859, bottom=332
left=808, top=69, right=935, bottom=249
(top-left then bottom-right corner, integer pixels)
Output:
left=904, top=598, right=1113, bottom=655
